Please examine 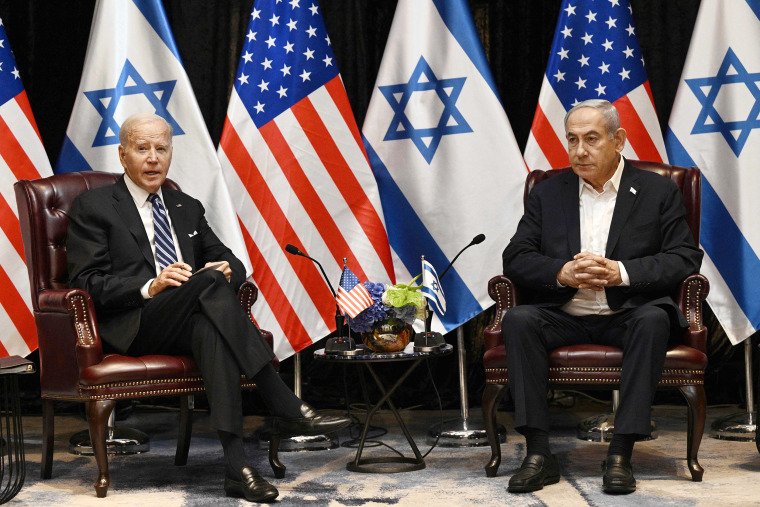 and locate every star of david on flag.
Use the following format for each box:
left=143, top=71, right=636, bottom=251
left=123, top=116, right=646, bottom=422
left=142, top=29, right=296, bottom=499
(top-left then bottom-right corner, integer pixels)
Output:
left=524, top=0, right=667, bottom=170
left=363, top=0, right=526, bottom=334
left=666, top=0, right=760, bottom=345
left=218, top=0, right=394, bottom=358
left=0, top=16, right=54, bottom=358
left=55, top=0, right=250, bottom=275
left=83, top=59, right=184, bottom=147
left=379, top=56, right=472, bottom=164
